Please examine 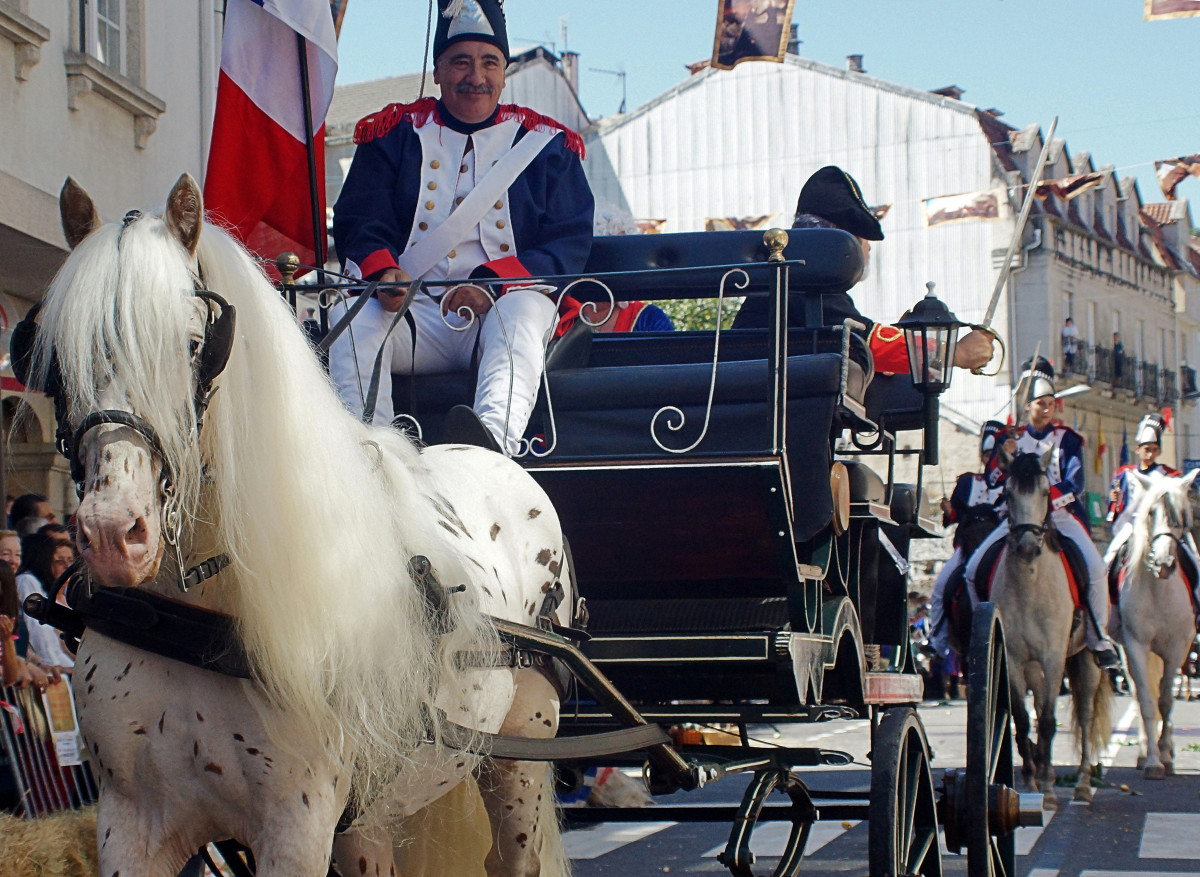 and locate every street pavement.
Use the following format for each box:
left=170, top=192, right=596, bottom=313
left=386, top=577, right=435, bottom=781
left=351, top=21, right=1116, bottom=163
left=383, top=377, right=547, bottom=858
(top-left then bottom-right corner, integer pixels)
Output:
left=564, top=688, right=1200, bottom=876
